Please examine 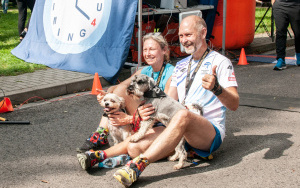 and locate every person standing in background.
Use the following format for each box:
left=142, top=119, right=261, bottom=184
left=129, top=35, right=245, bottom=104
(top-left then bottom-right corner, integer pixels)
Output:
left=1, top=0, right=9, bottom=14
left=272, top=0, right=300, bottom=70
left=16, top=0, right=35, bottom=41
